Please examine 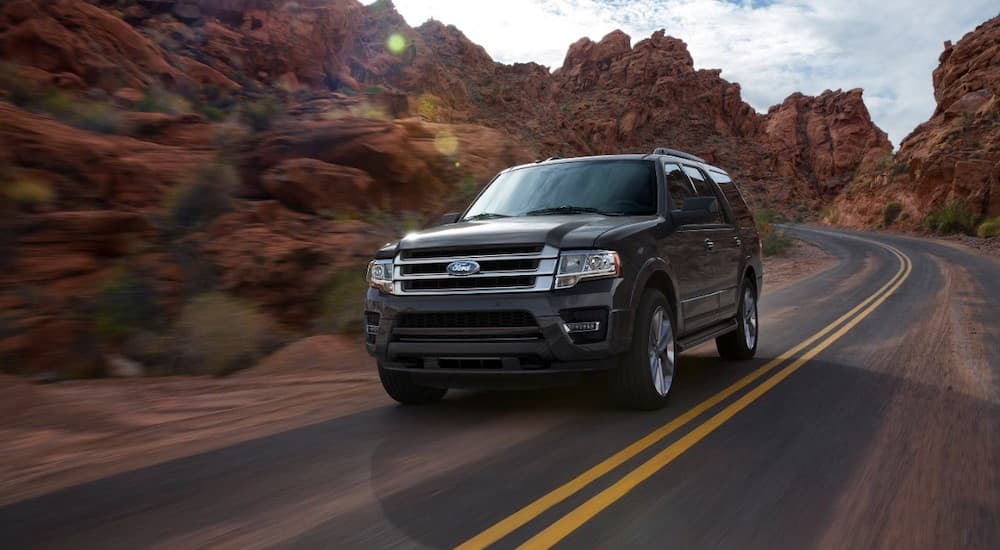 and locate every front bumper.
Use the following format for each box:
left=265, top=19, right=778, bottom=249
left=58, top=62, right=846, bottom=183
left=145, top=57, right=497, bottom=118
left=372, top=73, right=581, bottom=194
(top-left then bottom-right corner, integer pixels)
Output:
left=364, top=278, right=633, bottom=383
